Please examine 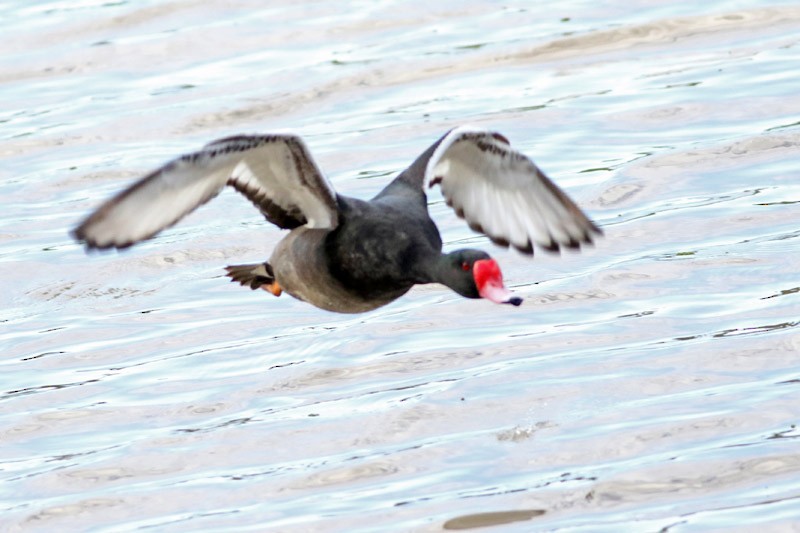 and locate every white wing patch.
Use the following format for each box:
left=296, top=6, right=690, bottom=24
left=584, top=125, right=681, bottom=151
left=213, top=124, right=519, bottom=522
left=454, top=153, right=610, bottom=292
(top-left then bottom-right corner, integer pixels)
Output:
left=425, top=126, right=600, bottom=254
left=73, top=134, right=338, bottom=250
left=227, top=136, right=337, bottom=229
